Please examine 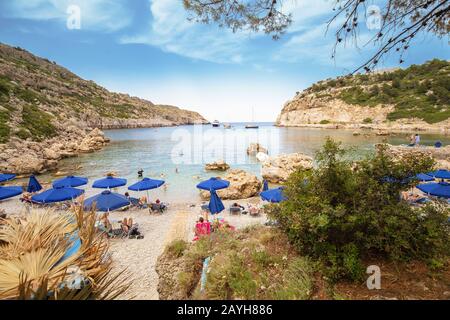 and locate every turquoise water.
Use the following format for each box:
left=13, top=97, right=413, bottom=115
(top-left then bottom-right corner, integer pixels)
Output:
left=36, top=123, right=450, bottom=203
